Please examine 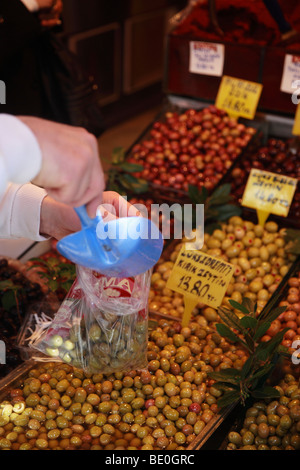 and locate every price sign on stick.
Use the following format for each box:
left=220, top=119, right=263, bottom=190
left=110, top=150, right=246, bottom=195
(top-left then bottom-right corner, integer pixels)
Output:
left=215, top=75, right=263, bottom=120
left=166, top=247, right=234, bottom=327
left=292, top=103, right=300, bottom=136
left=241, top=169, right=298, bottom=227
